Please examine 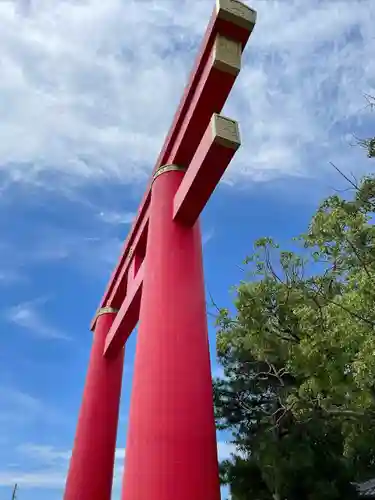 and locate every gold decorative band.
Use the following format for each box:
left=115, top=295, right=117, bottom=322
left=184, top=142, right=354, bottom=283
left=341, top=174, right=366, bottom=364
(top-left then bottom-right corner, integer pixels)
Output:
left=96, top=306, right=119, bottom=319
left=91, top=306, right=119, bottom=331
left=152, top=164, right=187, bottom=183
